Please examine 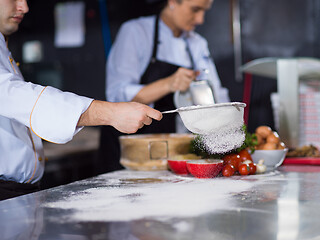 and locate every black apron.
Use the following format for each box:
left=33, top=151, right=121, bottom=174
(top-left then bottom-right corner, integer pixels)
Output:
left=0, top=180, right=40, bottom=201
left=97, top=15, right=194, bottom=174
